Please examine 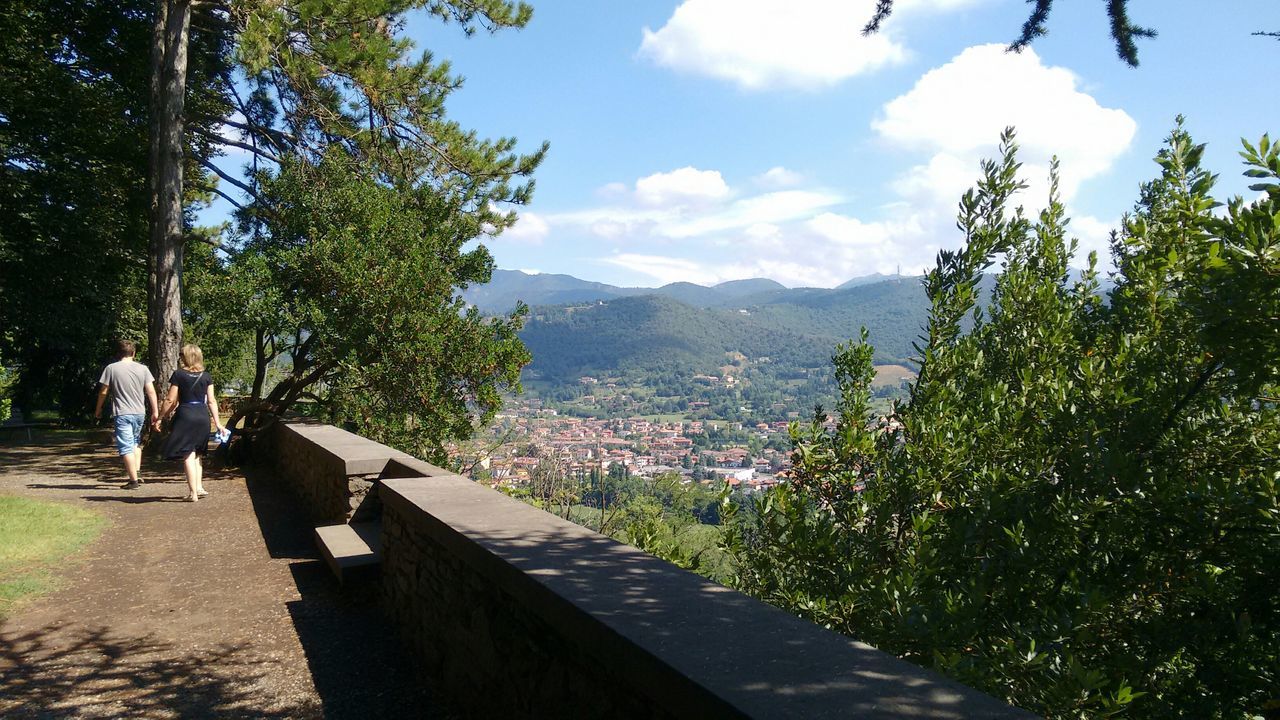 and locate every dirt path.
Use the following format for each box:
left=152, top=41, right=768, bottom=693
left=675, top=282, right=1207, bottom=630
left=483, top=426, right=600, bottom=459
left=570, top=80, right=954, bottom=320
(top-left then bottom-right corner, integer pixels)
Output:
left=0, top=431, right=440, bottom=719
